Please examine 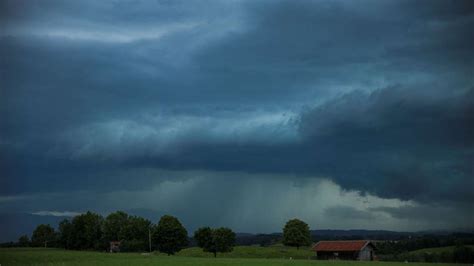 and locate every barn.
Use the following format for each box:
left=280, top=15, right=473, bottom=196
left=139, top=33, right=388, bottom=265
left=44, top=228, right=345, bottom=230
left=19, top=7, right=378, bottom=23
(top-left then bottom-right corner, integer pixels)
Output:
left=313, top=240, right=376, bottom=260
left=109, top=241, right=121, bottom=253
